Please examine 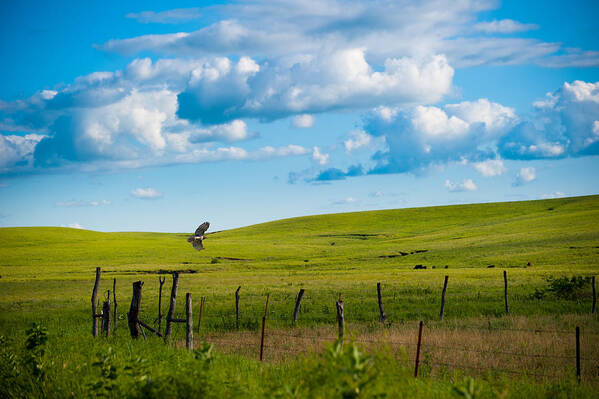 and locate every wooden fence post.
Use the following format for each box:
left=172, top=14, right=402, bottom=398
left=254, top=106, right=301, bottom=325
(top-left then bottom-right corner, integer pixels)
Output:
left=101, top=290, right=111, bottom=337
left=293, top=289, right=305, bottom=324
left=164, top=272, right=179, bottom=340
left=377, top=282, right=387, bottom=322
left=414, top=321, right=423, bottom=377
left=259, top=294, right=270, bottom=361
left=235, top=286, right=241, bottom=329
left=439, top=276, right=449, bottom=320
left=576, top=326, right=581, bottom=383
left=197, top=296, right=205, bottom=332
left=186, top=293, right=193, bottom=351
left=112, top=278, right=117, bottom=331
left=91, top=267, right=101, bottom=337
left=128, top=281, right=144, bottom=339
left=157, top=276, right=166, bottom=332
left=592, top=276, right=596, bottom=314
left=336, top=294, right=344, bottom=344
left=503, top=270, right=509, bottom=315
